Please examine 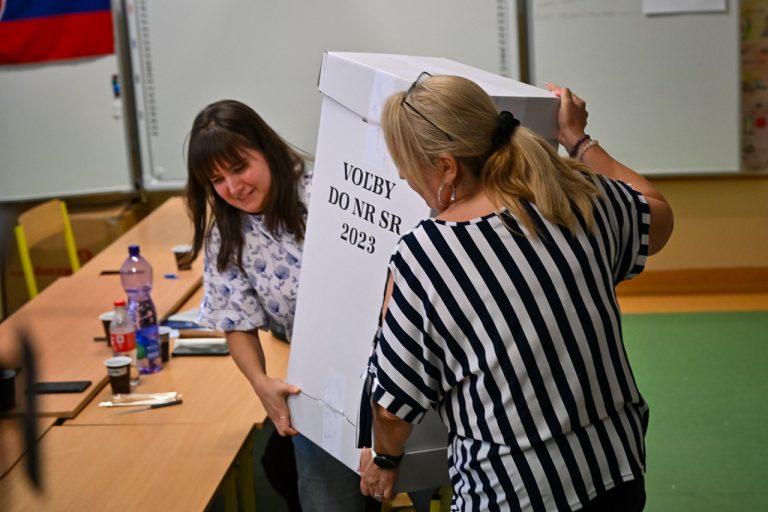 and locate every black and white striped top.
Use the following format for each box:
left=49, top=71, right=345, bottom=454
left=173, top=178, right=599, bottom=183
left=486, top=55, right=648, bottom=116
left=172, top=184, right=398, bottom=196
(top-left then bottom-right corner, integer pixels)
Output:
left=370, top=175, right=650, bottom=511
